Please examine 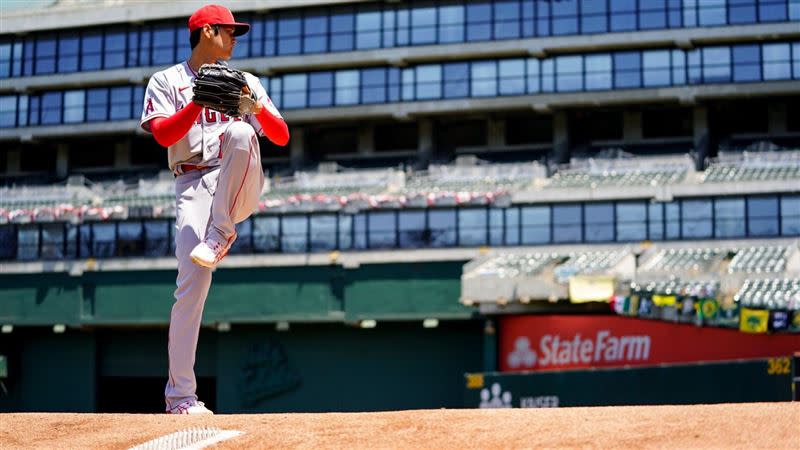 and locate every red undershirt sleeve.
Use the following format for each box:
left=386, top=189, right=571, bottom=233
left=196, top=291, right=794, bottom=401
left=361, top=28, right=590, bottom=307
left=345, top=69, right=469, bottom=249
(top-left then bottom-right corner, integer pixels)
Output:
left=148, top=102, right=203, bottom=148
left=255, top=108, right=290, bottom=147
